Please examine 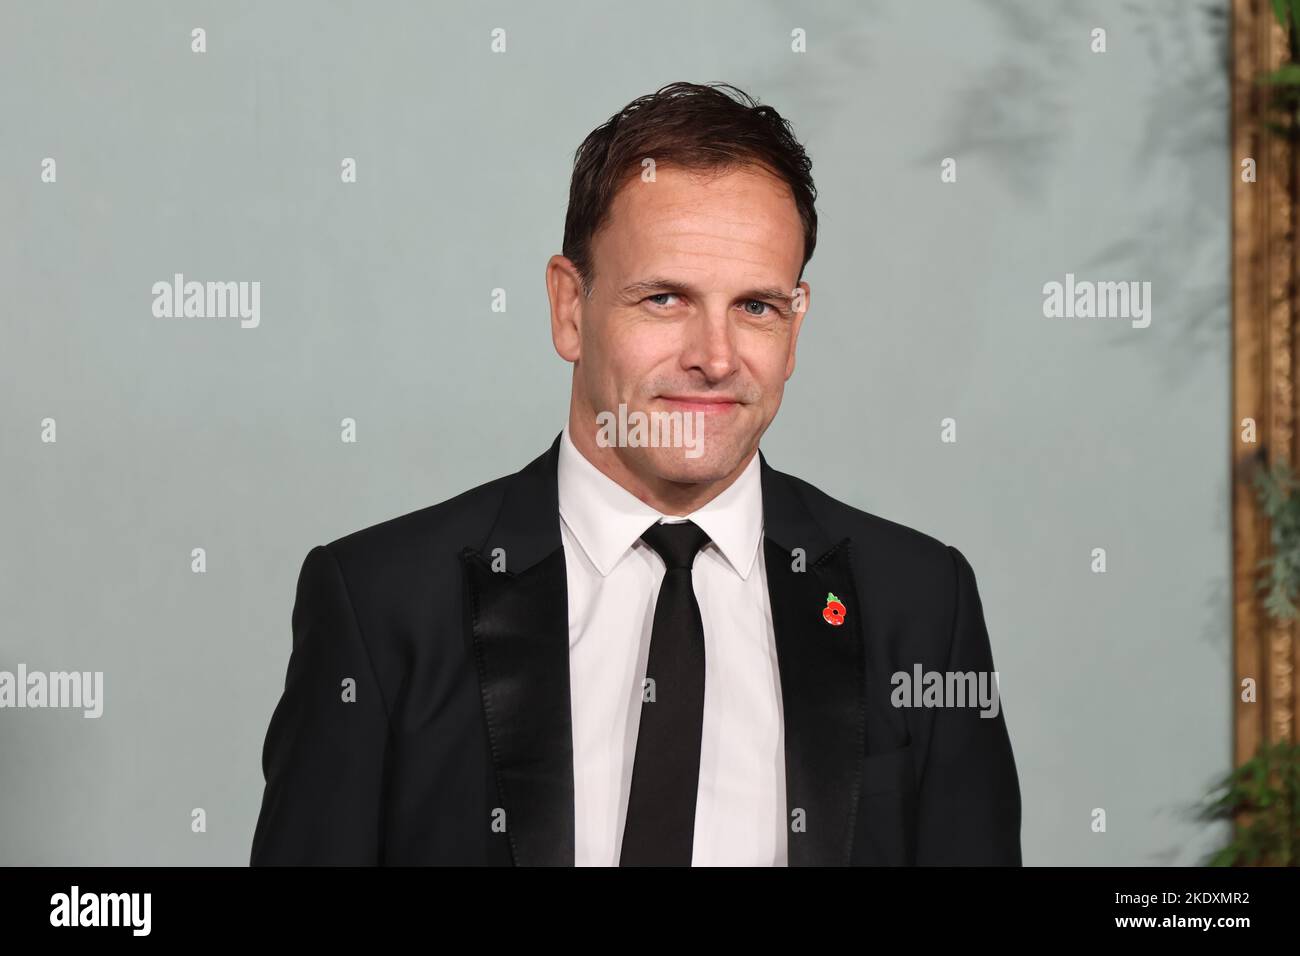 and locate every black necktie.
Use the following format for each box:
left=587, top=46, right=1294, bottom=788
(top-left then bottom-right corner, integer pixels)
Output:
left=619, top=519, right=711, bottom=867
